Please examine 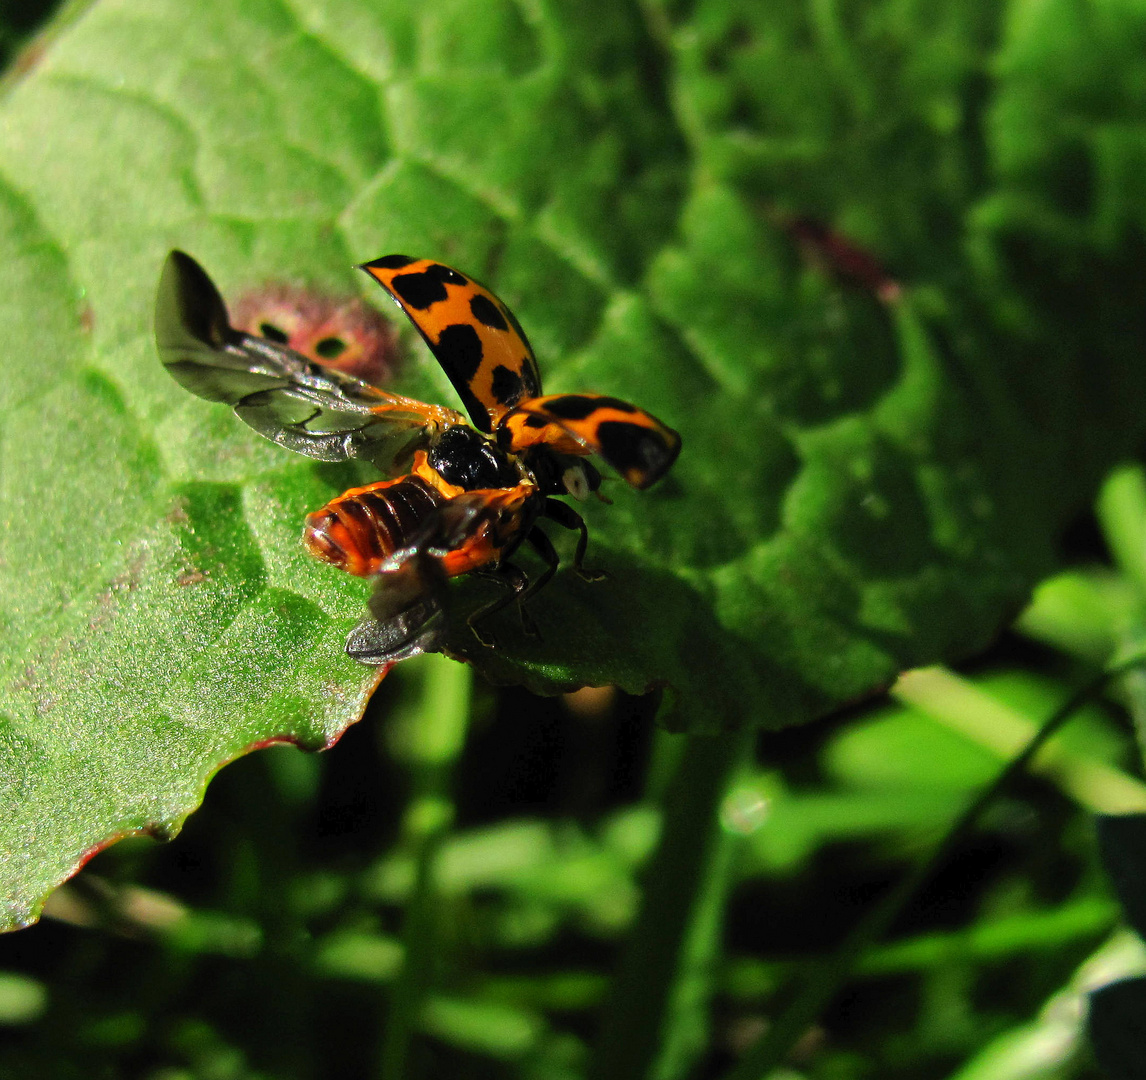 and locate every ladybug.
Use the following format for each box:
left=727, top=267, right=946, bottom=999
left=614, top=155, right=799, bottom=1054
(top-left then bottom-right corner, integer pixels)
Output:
left=155, top=252, right=681, bottom=664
